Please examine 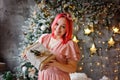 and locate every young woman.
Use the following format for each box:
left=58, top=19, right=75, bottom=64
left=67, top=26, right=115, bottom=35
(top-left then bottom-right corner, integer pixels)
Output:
left=38, top=13, right=80, bottom=80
